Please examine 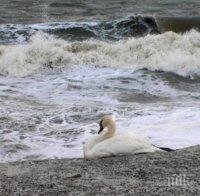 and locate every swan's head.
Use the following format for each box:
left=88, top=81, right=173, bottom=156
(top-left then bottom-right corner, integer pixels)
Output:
left=98, top=115, right=116, bottom=135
